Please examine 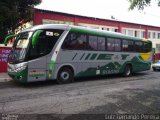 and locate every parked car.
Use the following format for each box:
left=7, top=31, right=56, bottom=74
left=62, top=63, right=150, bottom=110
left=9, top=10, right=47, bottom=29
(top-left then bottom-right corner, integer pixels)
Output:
left=152, top=60, right=160, bottom=71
